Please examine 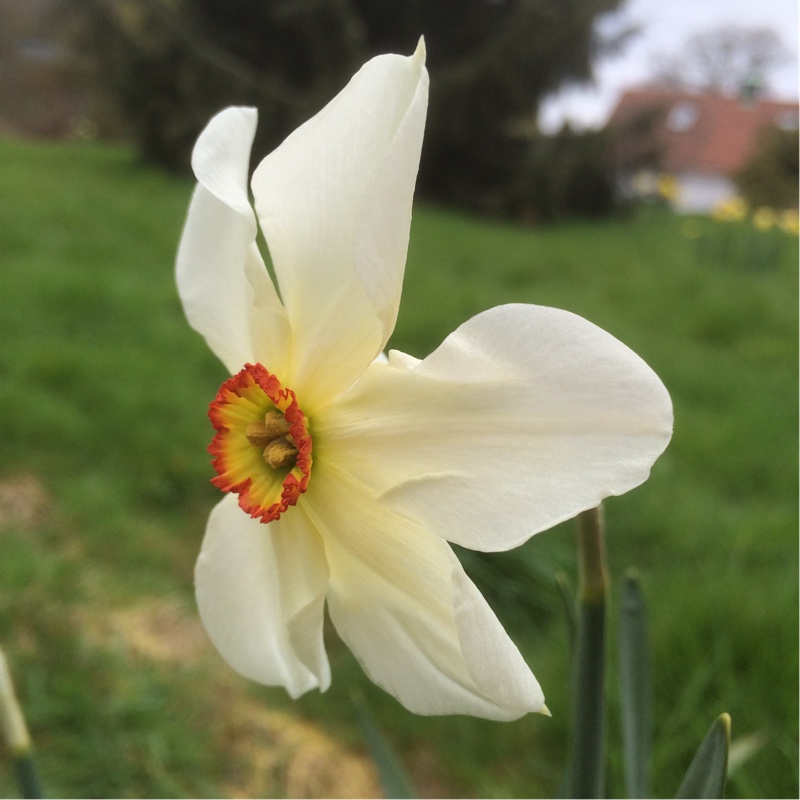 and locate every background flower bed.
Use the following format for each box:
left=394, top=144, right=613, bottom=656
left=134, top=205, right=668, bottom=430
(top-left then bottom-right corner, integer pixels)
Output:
left=0, top=136, right=796, bottom=798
